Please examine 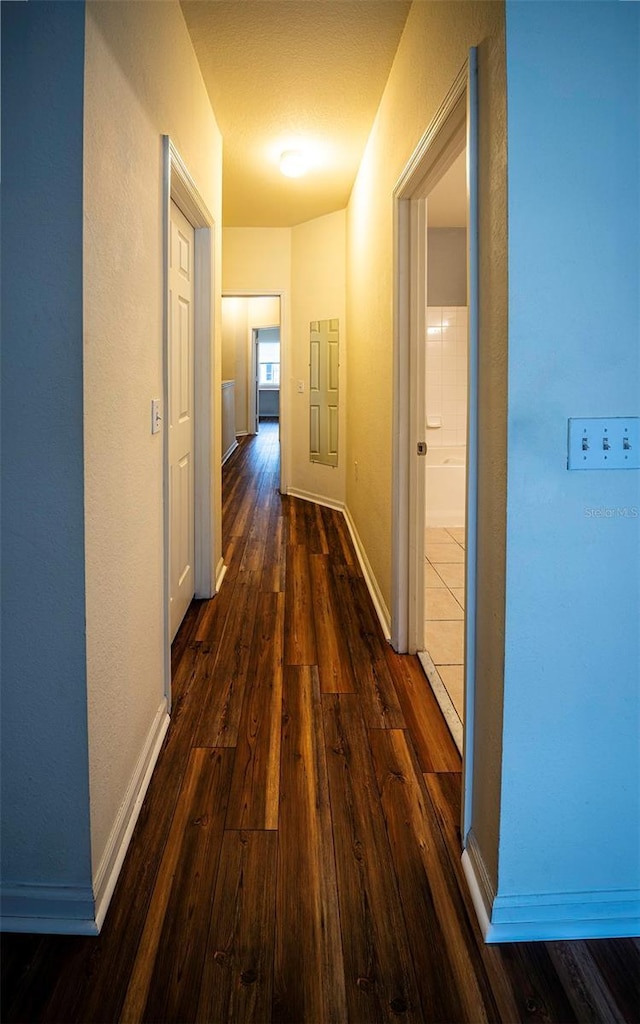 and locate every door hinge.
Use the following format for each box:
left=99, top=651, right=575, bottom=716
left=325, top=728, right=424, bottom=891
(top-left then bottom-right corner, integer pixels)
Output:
left=417, top=441, right=427, bottom=456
